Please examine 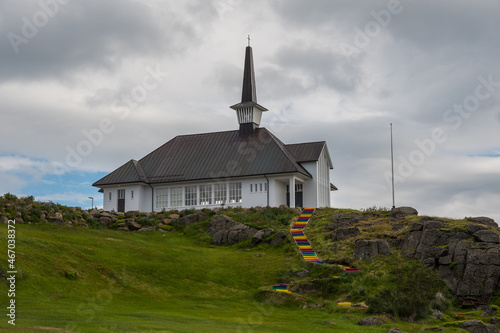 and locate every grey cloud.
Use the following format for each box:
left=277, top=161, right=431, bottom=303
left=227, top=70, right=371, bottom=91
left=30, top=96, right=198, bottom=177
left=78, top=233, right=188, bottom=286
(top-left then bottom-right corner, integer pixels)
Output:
left=0, top=0, right=212, bottom=82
